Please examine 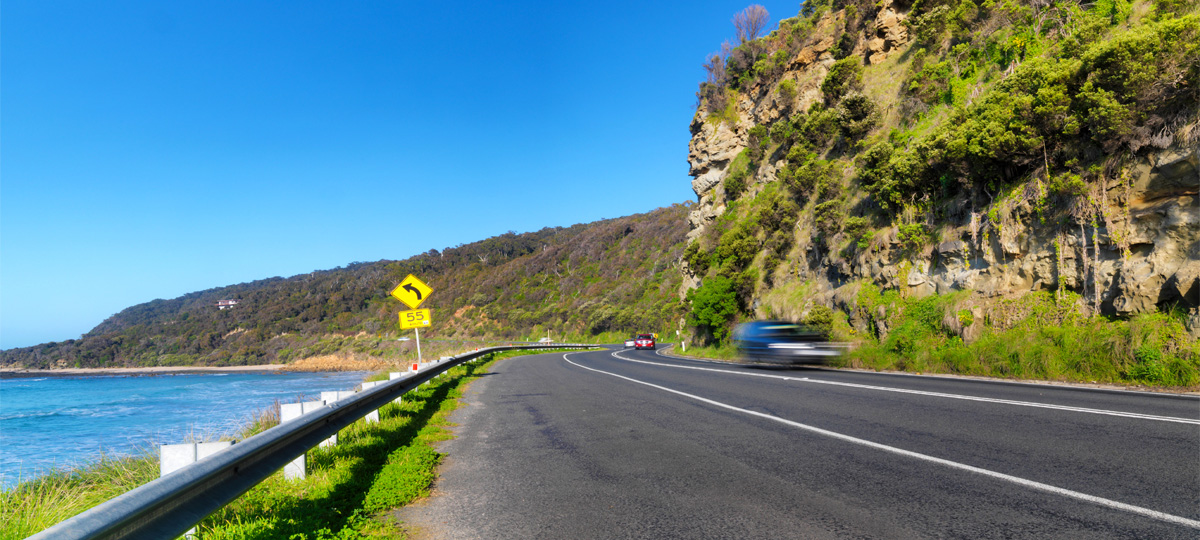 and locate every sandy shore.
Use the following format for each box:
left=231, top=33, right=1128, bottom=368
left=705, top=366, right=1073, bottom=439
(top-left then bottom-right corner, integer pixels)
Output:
left=0, top=364, right=287, bottom=378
